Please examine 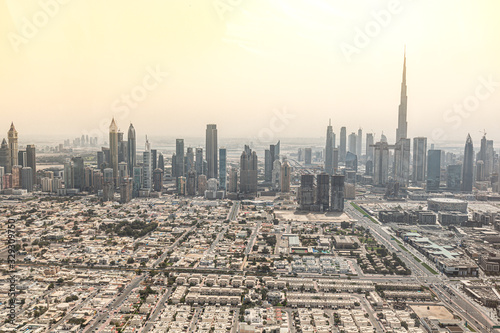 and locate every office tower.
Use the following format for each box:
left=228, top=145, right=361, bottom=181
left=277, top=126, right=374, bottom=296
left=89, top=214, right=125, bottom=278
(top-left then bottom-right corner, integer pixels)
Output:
left=26, top=144, right=36, bottom=184
left=120, top=178, right=132, bottom=203
left=447, top=164, right=462, bottom=192
left=240, top=145, right=258, bottom=193
left=271, top=159, right=281, bottom=191
left=102, top=147, right=111, bottom=167
left=0, top=166, right=3, bottom=190
left=21, top=167, right=33, bottom=192
left=357, top=128, right=362, bottom=157
left=265, top=150, right=272, bottom=181
left=0, top=139, right=10, bottom=173
left=153, top=168, right=163, bottom=192
left=304, top=148, right=312, bottom=165
left=197, top=174, right=208, bottom=195
left=345, top=152, right=358, bottom=172
left=195, top=148, right=204, bottom=175
left=316, top=173, right=330, bottom=212
left=461, top=134, right=474, bottom=192
left=185, top=148, right=194, bottom=174
left=331, top=175, right=345, bottom=212
left=394, top=138, right=411, bottom=187
left=91, top=171, right=102, bottom=194
left=171, top=154, right=176, bottom=177
left=158, top=153, right=164, bottom=171
left=132, top=166, right=142, bottom=198
left=325, top=120, right=335, bottom=175
left=72, top=157, right=84, bottom=190
left=298, top=174, right=315, bottom=210
left=3, top=173, right=12, bottom=189
left=339, top=127, right=347, bottom=162
left=175, top=139, right=185, bottom=178
left=118, top=132, right=127, bottom=163
left=118, top=162, right=128, bottom=185
left=109, top=118, right=119, bottom=185
left=327, top=150, right=336, bottom=176
left=18, top=151, right=26, bottom=167
left=476, top=161, right=485, bottom=181
left=187, top=169, right=197, bottom=196
left=64, top=160, right=74, bottom=189
left=366, top=133, right=374, bottom=162
left=219, top=148, right=227, bottom=192
left=228, top=168, right=238, bottom=193
left=298, top=148, right=303, bottom=162
left=373, top=142, right=390, bottom=186
left=7, top=123, right=18, bottom=172
left=206, top=124, right=218, bottom=179
left=426, top=150, right=441, bottom=192
left=127, top=123, right=136, bottom=176
left=281, top=159, right=291, bottom=193
left=97, top=151, right=105, bottom=170
left=486, top=140, right=494, bottom=177
left=380, top=132, right=388, bottom=143
left=265, top=141, right=280, bottom=182
left=143, top=138, right=152, bottom=190
left=151, top=149, right=157, bottom=171
left=412, top=137, right=427, bottom=184
left=396, top=49, right=408, bottom=142
left=84, top=167, right=93, bottom=192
